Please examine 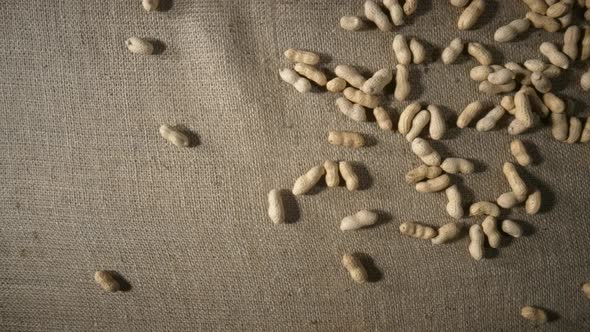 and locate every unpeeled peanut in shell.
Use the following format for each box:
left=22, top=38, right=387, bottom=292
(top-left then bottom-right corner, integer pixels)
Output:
left=469, top=224, right=484, bottom=260
left=522, top=0, right=548, bottom=14
left=361, top=68, right=393, bottom=95
left=294, top=63, right=327, bottom=86
left=581, top=69, right=590, bottom=91
left=470, top=65, right=493, bottom=81
left=446, top=185, right=464, bottom=219
left=415, top=174, right=451, bottom=193
left=479, top=80, right=517, bottom=95
left=394, top=64, right=411, bottom=101
left=469, top=201, right=500, bottom=217
left=442, top=38, right=464, bottom=65
left=540, top=42, right=570, bottom=69
left=284, top=48, right=320, bottom=65
left=467, top=42, right=493, bottom=65
left=582, top=282, right=590, bottom=299
left=335, top=65, right=366, bottom=89
left=457, top=101, right=484, bottom=128
left=510, top=139, right=531, bottom=166
left=383, top=0, right=404, bottom=26
left=514, top=89, right=535, bottom=129
left=399, top=222, right=437, bottom=239
left=393, top=35, right=412, bottom=65
left=563, top=25, right=581, bottom=60
left=292, top=165, right=325, bottom=195
left=324, top=160, right=340, bottom=187
left=488, top=68, right=516, bottom=85
left=373, top=107, right=393, bottom=130
left=328, top=131, right=365, bottom=148
left=159, top=124, right=190, bottom=147
left=503, top=162, right=527, bottom=200
left=405, top=165, right=442, bottom=184
left=431, top=222, right=462, bottom=245
left=336, top=97, right=366, bottom=122
left=326, top=77, right=347, bottom=93
left=494, top=18, right=531, bottom=43
left=403, top=0, right=418, bottom=15
left=501, top=219, right=523, bottom=238
left=410, top=38, right=427, bottom=64
left=95, top=271, right=121, bottom=292
left=340, top=210, right=378, bottom=231
left=343, top=87, right=380, bottom=108
left=428, top=105, right=446, bottom=140
left=497, top=191, right=525, bottom=209
left=580, top=26, right=590, bottom=61
left=268, top=189, right=285, bottom=224
left=482, top=216, right=501, bottom=248
left=441, top=158, right=474, bottom=174
left=342, top=254, right=368, bottom=284
left=399, top=102, right=422, bottom=135
left=547, top=1, right=570, bottom=18
left=125, top=37, right=154, bottom=55
left=521, top=306, right=548, bottom=324
left=476, top=105, right=506, bottom=132
left=406, top=110, right=430, bottom=142
left=340, top=16, right=365, bottom=31
left=279, top=68, right=312, bottom=93
left=339, top=161, right=359, bottom=191
left=364, top=0, right=393, bottom=31
left=411, top=138, right=441, bottom=166
left=458, top=0, right=486, bottom=30
left=531, top=72, right=552, bottom=94
left=142, top=0, right=159, bottom=12
left=526, top=12, right=560, bottom=32
left=525, top=189, right=541, bottom=215
left=551, top=113, right=568, bottom=141
left=581, top=117, right=590, bottom=143
left=566, top=117, right=582, bottom=144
